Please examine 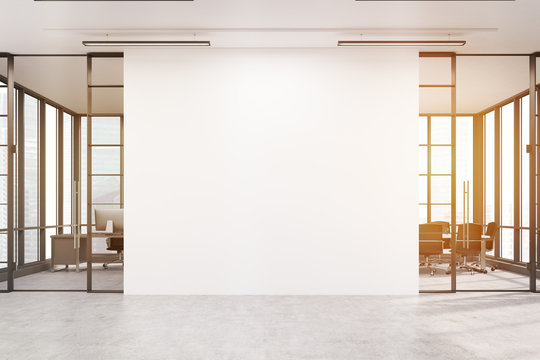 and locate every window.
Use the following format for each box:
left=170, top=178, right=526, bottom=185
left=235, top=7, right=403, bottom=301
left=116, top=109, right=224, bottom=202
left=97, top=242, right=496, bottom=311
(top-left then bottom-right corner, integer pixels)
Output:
left=0, top=81, right=7, bottom=268
left=419, top=116, right=473, bottom=224
left=456, top=117, right=474, bottom=223
left=521, top=95, right=529, bottom=262
left=485, top=111, right=495, bottom=225
left=63, top=113, right=72, bottom=234
left=24, top=94, right=39, bottom=263
left=45, top=104, right=57, bottom=259
left=500, top=102, right=514, bottom=260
